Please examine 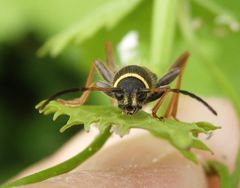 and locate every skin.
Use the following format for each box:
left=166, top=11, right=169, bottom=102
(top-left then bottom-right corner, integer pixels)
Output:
left=15, top=97, right=240, bottom=188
